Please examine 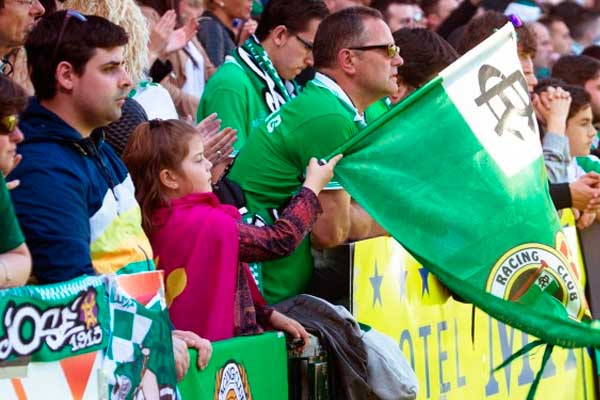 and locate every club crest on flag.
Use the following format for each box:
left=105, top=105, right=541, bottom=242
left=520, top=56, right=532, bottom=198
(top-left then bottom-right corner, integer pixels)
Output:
left=474, top=64, right=535, bottom=140
left=214, top=361, right=252, bottom=400
left=486, top=232, right=587, bottom=321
